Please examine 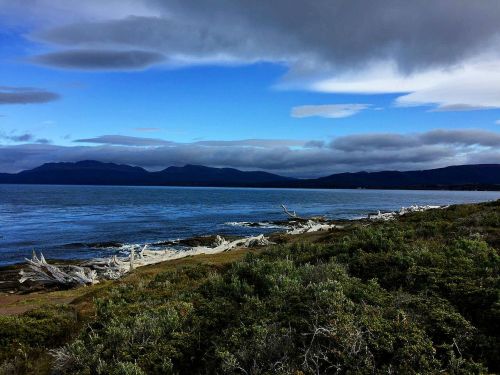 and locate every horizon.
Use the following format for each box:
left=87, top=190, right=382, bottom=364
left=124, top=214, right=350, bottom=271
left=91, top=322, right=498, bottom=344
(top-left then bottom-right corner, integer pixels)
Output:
left=1, top=1, right=500, bottom=177
left=1, top=159, right=499, bottom=179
